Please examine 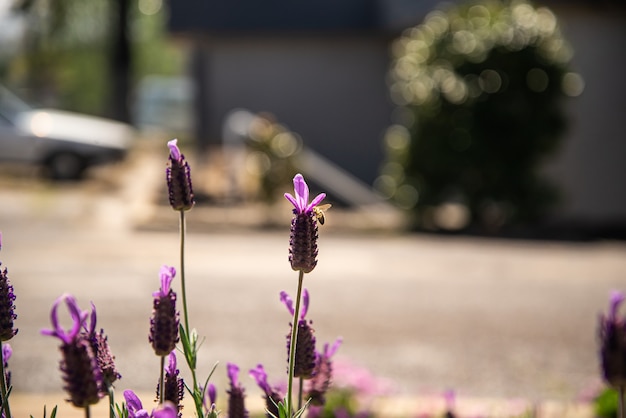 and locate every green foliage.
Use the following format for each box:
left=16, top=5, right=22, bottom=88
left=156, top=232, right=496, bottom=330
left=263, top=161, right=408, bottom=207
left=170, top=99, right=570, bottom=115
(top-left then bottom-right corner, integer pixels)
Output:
left=594, top=387, right=618, bottom=418
left=3, top=0, right=185, bottom=117
left=380, top=0, right=575, bottom=231
left=30, top=405, right=58, bottom=418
